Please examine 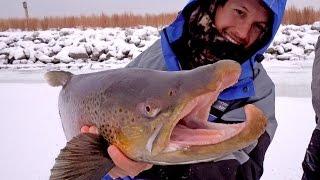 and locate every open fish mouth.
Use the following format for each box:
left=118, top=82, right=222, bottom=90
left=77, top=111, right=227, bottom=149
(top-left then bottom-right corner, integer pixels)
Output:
left=163, top=92, right=246, bottom=152
left=143, top=60, right=245, bottom=155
